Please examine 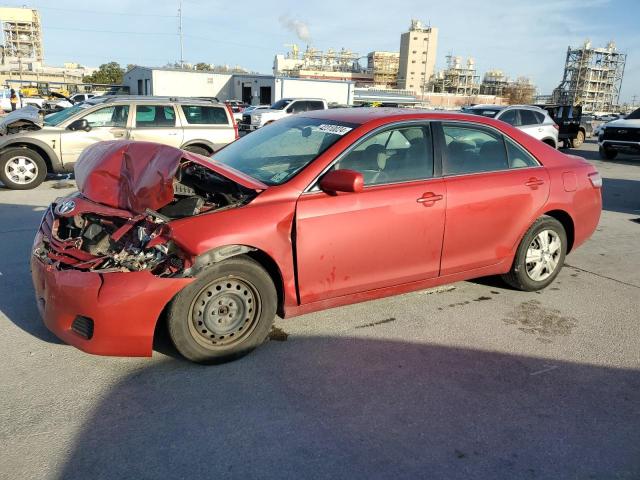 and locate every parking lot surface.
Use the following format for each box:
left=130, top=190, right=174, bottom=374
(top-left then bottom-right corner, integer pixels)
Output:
left=1, top=139, right=639, bottom=479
